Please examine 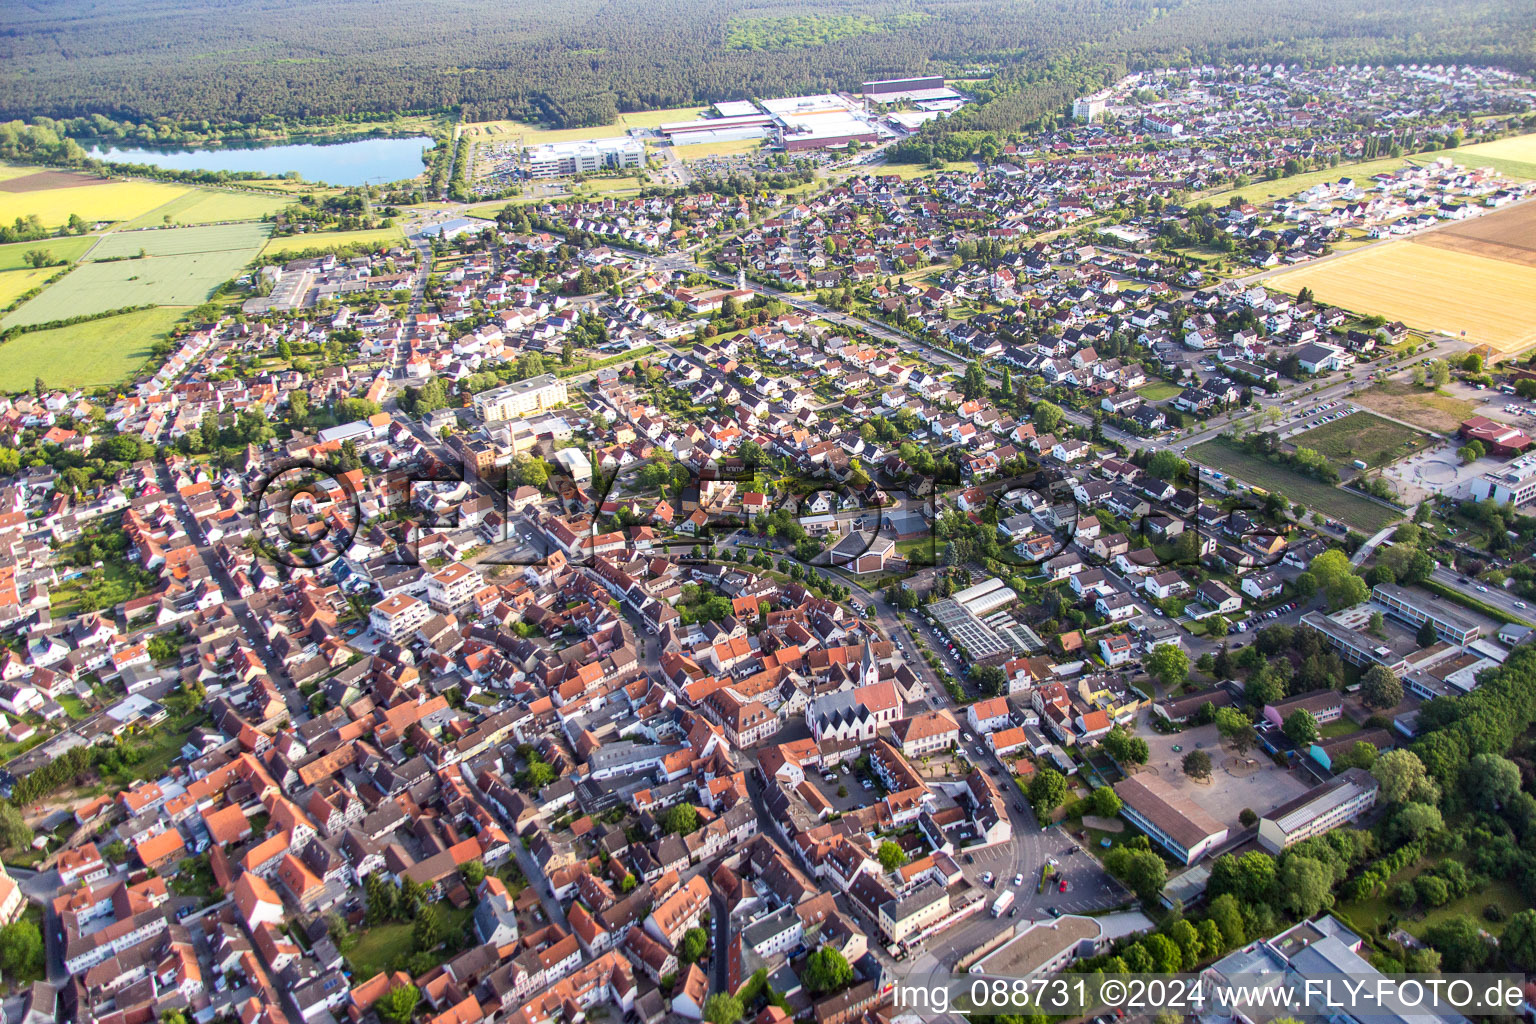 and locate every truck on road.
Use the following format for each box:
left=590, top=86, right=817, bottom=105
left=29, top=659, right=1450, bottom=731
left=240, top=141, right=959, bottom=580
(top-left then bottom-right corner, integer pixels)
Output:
left=990, top=891, right=1015, bottom=917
